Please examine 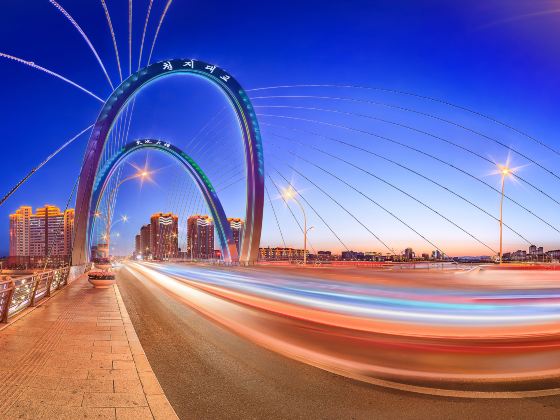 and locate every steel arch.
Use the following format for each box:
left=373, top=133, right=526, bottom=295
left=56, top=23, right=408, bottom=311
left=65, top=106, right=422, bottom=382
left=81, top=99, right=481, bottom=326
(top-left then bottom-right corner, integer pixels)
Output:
left=91, top=139, right=239, bottom=263
left=72, top=59, right=264, bottom=265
